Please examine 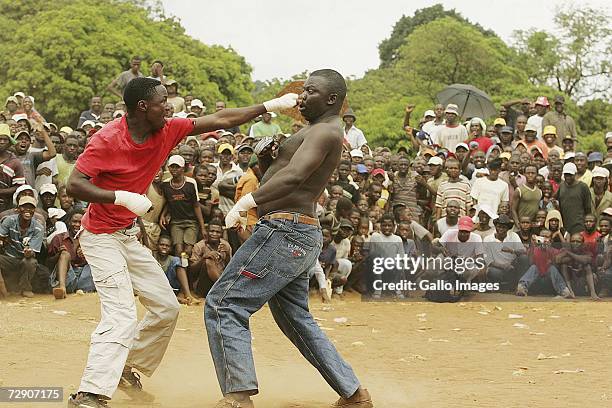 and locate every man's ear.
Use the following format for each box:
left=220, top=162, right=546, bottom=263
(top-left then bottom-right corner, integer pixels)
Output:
left=137, top=100, right=147, bottom=112
left=327, top=93, right=338, bottom=106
